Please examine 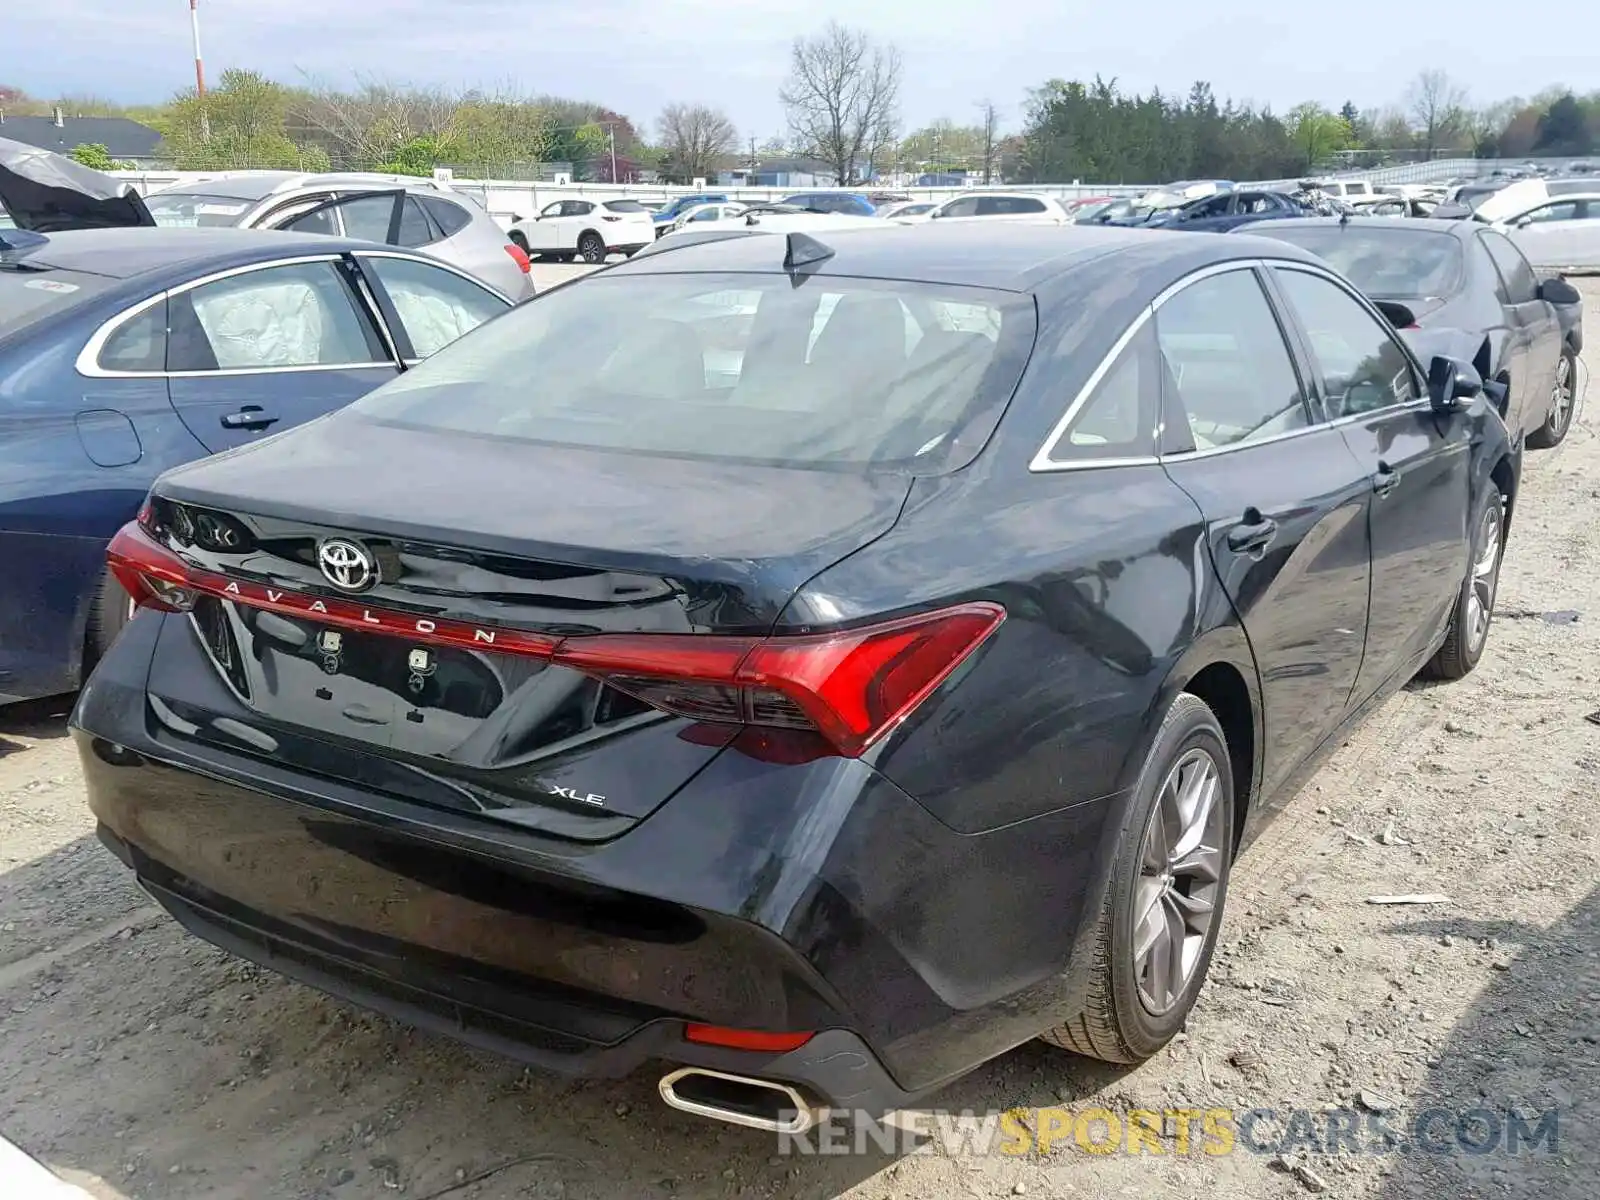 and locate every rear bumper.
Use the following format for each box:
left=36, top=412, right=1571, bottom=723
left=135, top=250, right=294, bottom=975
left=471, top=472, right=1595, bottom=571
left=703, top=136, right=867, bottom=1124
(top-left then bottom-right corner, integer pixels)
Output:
left=72, top=617, right=1124, bottom=1109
